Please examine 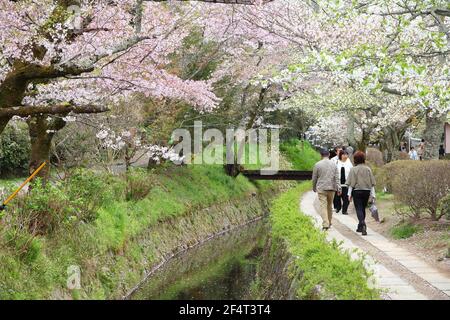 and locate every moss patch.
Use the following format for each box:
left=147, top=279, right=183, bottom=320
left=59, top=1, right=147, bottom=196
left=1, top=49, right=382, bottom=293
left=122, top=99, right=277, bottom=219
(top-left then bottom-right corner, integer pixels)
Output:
left=390, top=222, right=422, bottom=239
